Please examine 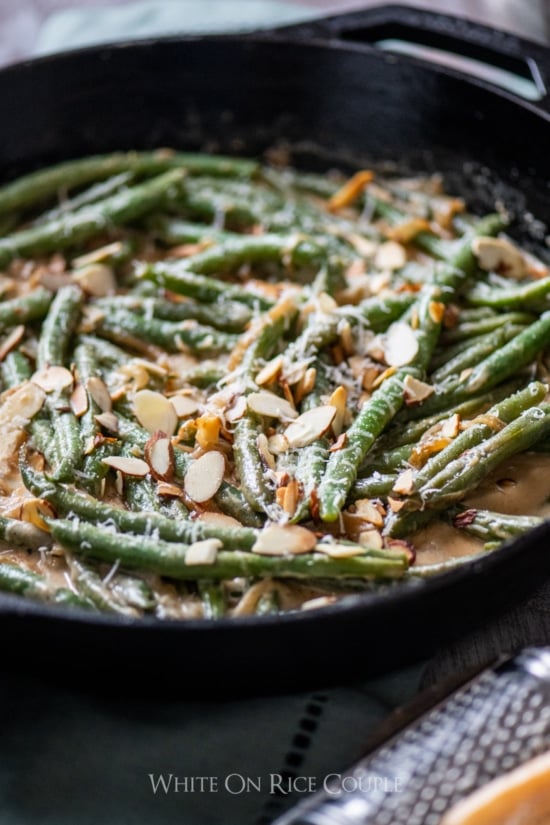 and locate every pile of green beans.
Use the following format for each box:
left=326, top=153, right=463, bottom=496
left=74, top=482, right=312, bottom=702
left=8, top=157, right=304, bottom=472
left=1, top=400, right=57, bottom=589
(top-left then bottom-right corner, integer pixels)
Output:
left=0, top=149, right=549, bottom=619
